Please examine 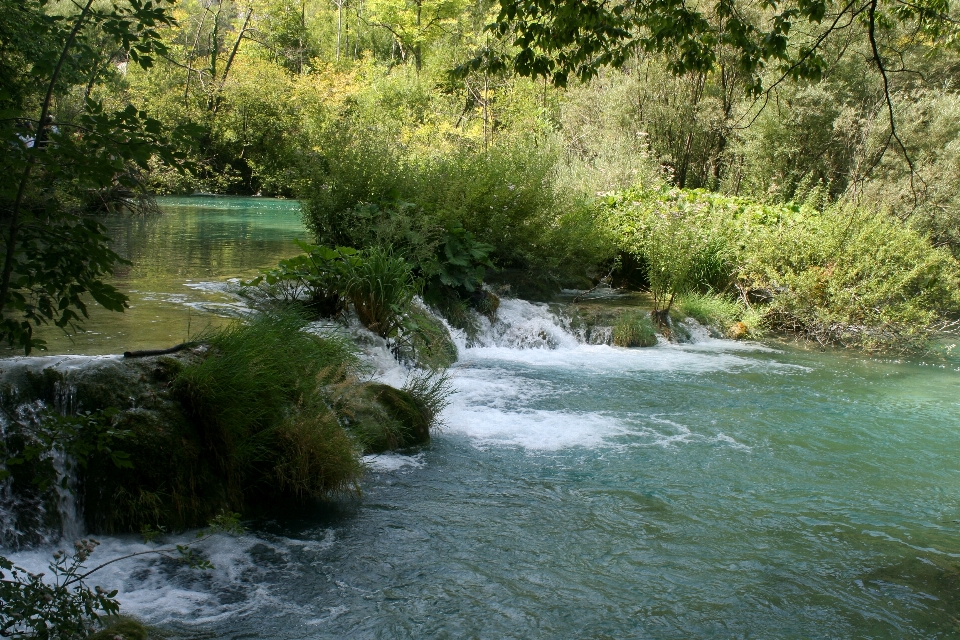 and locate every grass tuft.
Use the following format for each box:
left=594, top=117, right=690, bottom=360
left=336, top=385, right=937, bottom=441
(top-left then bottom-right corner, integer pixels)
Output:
left=612, top=311, right=658, bottom=347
